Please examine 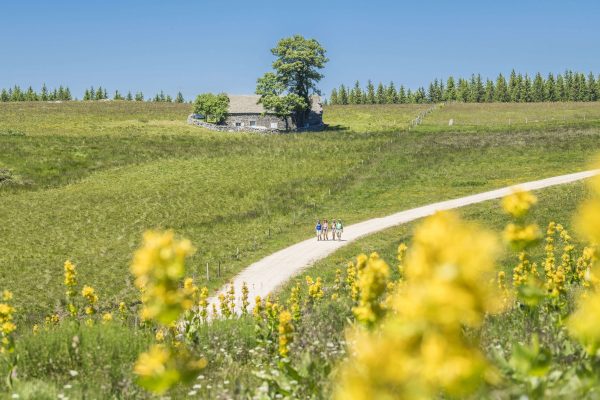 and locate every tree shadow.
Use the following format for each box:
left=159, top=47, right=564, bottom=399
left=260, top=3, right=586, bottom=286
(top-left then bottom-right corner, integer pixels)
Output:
left=325, top=124, right=349, bottom=132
